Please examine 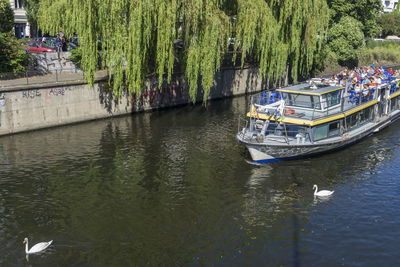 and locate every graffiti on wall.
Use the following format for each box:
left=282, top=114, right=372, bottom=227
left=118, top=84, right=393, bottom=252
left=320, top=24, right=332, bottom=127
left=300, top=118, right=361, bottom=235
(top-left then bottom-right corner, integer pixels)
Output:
left=131, top=86, right=185, bottom=106
left=45, top=88, right=67, bottom=99
left=0, top=93, right=4, bottom=127
left=0, top=93, right=5, bottom=107
left=48, top=88, right=66, bottom=96
left=22, top=88, right=68, bottom=100
left=22, top=90, right=41, bottom=99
